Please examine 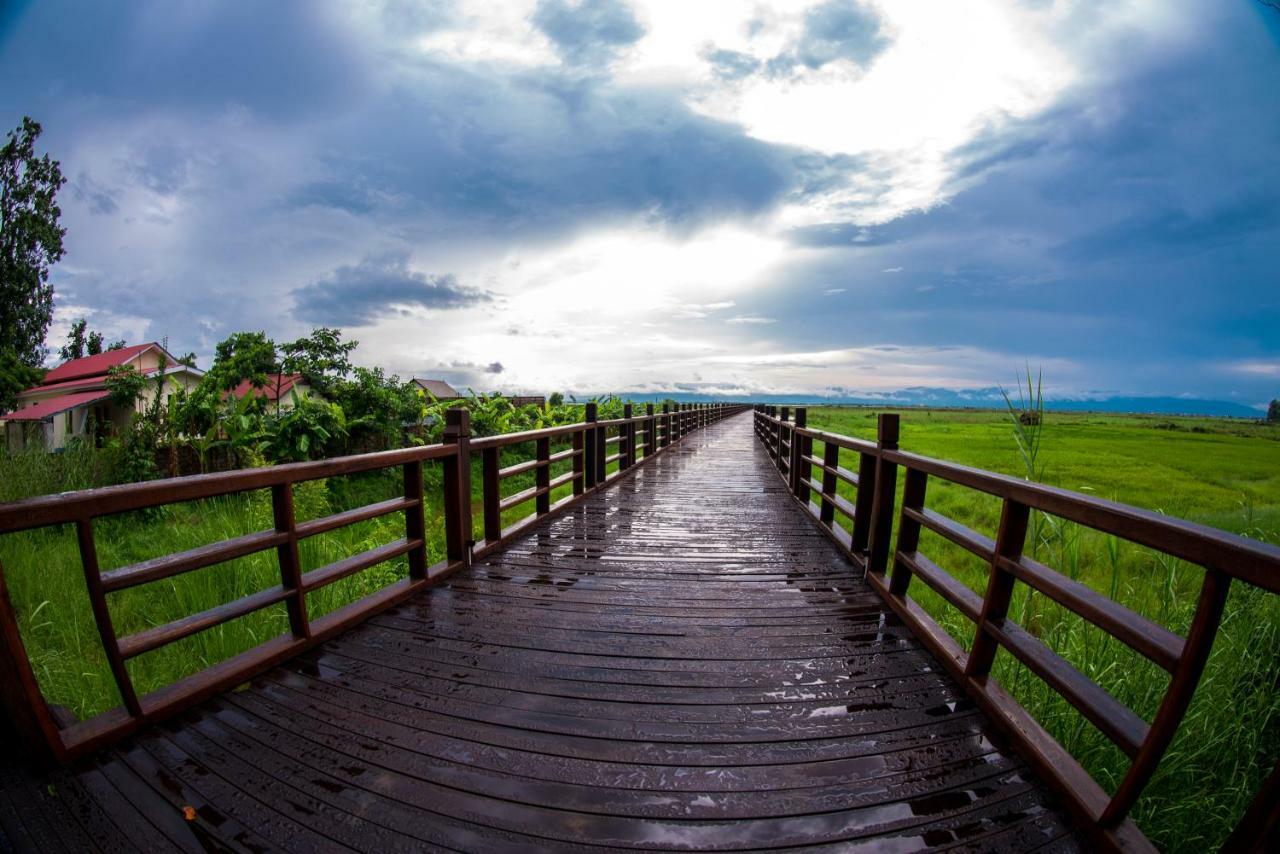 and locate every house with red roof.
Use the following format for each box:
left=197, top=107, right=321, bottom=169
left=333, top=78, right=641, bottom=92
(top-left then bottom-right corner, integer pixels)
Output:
left=2, top=343, right=204, bottom=452
left=226, top=373, right=318, bottom=409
